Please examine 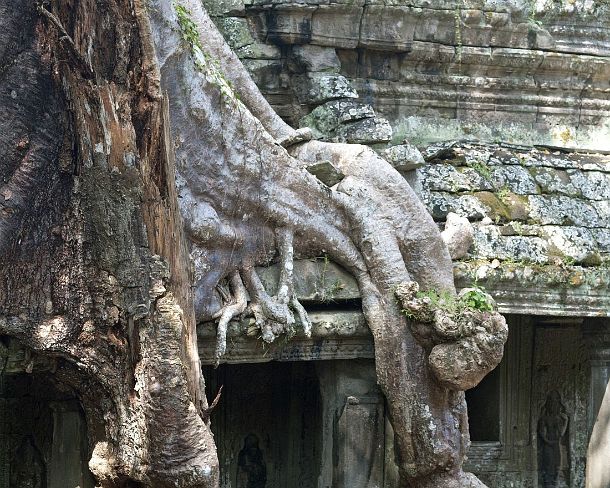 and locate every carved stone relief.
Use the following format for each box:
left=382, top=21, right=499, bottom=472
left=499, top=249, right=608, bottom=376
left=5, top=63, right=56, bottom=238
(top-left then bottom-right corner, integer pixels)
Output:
left=237, top=434, right=267, bottom=488
left=538, top=391, right=570, bottom=488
